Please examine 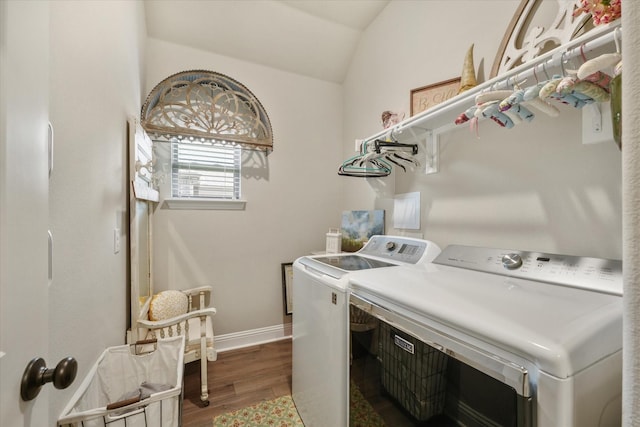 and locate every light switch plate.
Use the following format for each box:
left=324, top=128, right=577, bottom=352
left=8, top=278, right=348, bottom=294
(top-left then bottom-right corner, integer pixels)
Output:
left=113, top=228, right=121, bottom=254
